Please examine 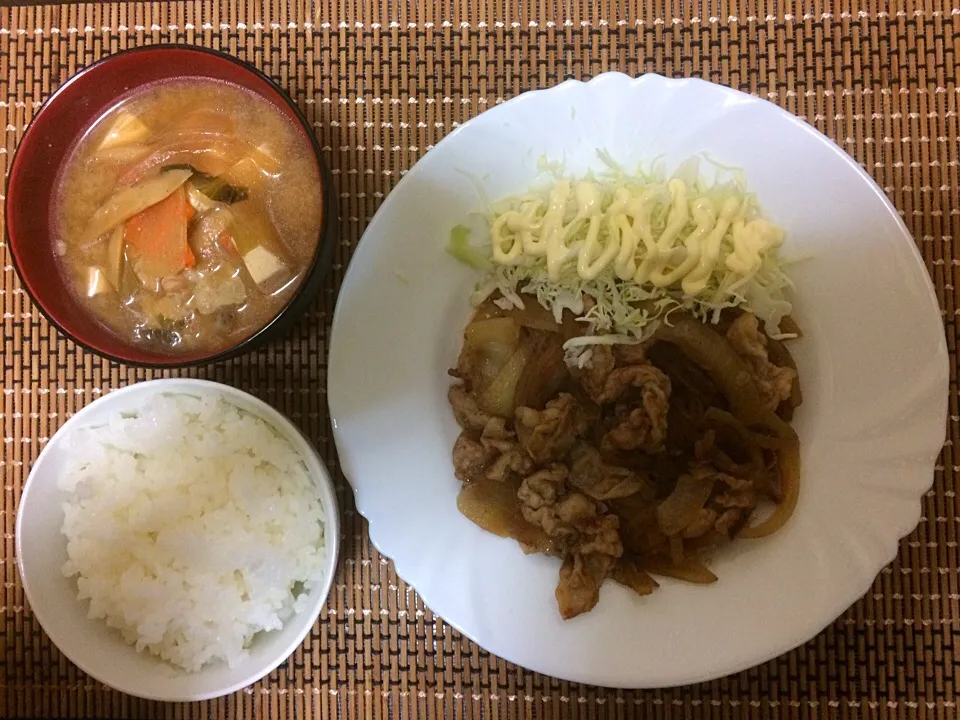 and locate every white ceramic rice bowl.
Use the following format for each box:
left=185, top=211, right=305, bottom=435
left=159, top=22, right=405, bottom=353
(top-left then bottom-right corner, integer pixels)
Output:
left=16, top=378, right=340, bottom=702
